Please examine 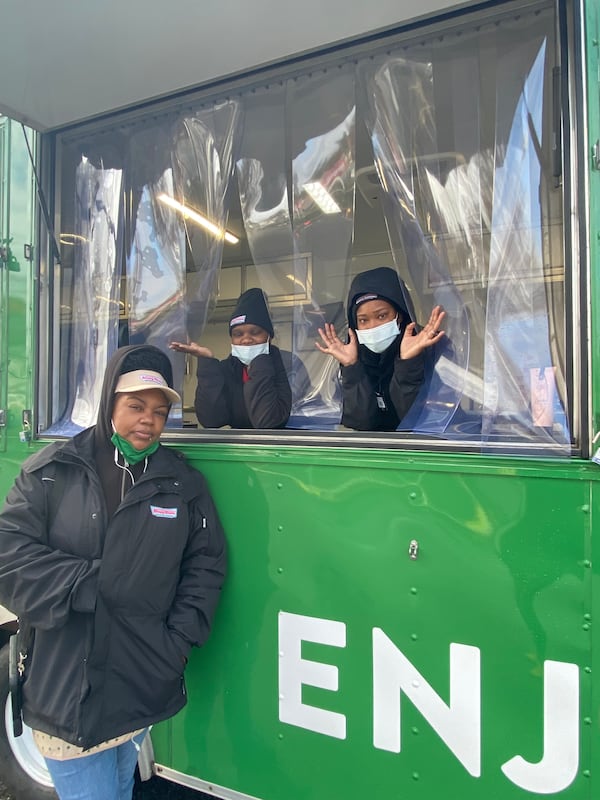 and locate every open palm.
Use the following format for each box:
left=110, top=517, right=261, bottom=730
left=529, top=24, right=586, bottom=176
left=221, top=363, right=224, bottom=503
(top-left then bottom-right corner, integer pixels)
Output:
left=169, top=340, right=214, bottom=359
left=315, top=323, right=358, bottom=367
left=400, top=305, right=446, bottom=360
